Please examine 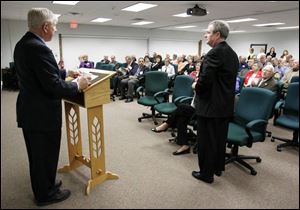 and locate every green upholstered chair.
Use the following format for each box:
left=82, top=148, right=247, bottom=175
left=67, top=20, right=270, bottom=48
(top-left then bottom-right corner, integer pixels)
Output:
left=137, top=71, right=168, bottom=125
left=153, top=75, right=194, bottom=117
left=226, top=87, right=277, bottom=175
left=271, top=82, right=299, bottom=151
